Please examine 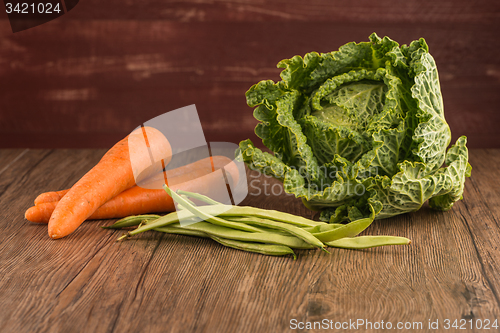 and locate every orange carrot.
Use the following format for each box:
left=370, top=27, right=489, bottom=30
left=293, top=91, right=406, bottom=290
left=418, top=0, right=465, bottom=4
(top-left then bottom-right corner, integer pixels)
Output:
left=27, top=187, right=172, bottom=223
left=26, top=164, right=239, bottom=223
left=47, top=127, right=172, bottom=239
left=34, top=190, right=69, bottom=205
left=28, top=166, right=216, bottom=223
left=26, top=202, right=58, bottom=223
left=132, top=155, right=239, bottom=189
left=33, top=155, right=235, bottom=204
